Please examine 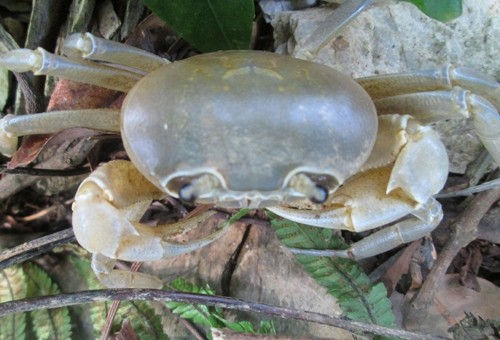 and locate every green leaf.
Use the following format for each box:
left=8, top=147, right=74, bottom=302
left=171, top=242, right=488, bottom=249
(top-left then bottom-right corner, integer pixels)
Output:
left=227, top=208, right=251, bottom=224
left=23, top=263, right=72, bottom=340
left=268, top=213, right=396, bottom=328
left=0, top=67, right=9, bottom=112
left=0, top=266, right=27, bottom=340
left=125, top=301, right=169, bottom=340
left=68, top=255, right=169, bottom=338
left=401, top=0, right=462, bottom=22
left=166, top=278, right=222, bottom=328
left=142, top=0, right=254, bottom=52
left=165, top=278, right=275, bottom=336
